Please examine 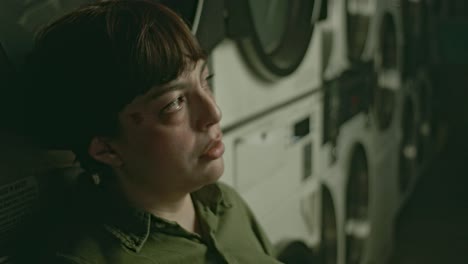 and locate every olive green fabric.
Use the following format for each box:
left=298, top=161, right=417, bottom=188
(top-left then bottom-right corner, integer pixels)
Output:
left=45, top=182, right=281, bottom=264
